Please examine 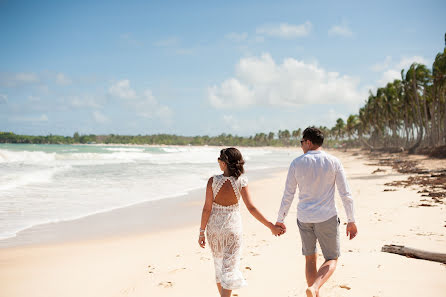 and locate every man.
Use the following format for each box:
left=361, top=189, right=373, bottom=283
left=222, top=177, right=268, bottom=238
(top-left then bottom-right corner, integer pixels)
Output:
left=276, top=127, right=358, bottom=297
